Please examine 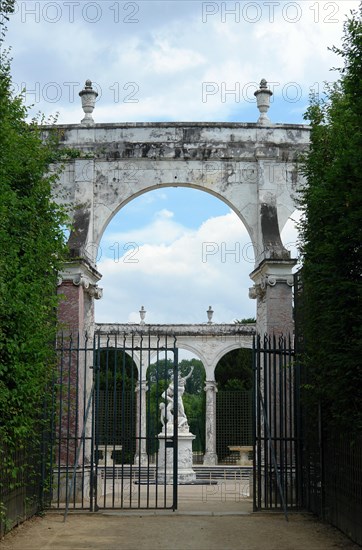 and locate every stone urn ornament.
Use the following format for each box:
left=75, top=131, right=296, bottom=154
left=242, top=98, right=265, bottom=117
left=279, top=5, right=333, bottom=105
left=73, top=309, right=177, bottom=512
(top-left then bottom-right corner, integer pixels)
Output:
left=207, top=305, right=214, bottom=324
left=254, top=78, right=273, bottom=125
left=139, top=305, right=146, bottom=325
left=79, top=79, right=98, bottom=124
